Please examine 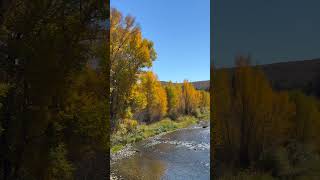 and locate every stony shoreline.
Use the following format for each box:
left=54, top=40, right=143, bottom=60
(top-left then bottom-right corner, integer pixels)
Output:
left=110, top=128, right=179, bottom=163
left=110, top=120, right=209, bottom=180
left=110, top=120, right=209, bottom=162
left=110, top=130, right=177, bottom=180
